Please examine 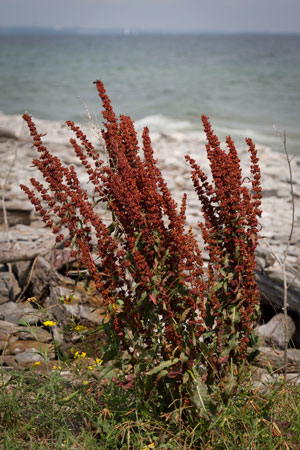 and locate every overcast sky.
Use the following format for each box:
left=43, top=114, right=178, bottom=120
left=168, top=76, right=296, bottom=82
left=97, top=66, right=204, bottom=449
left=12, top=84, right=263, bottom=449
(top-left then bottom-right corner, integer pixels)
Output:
left=1, top=0, right=300, bottom=33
